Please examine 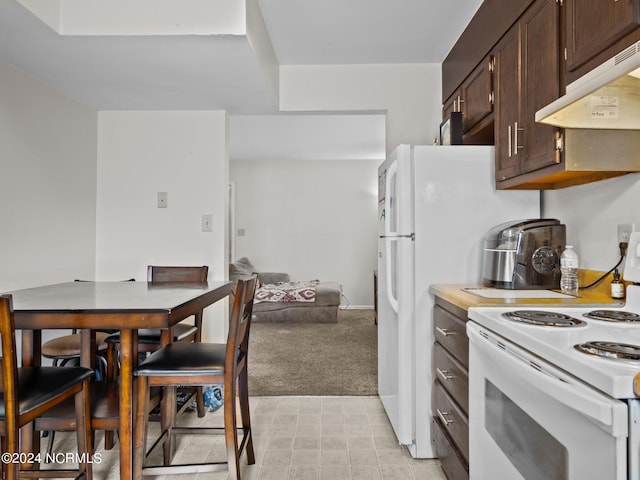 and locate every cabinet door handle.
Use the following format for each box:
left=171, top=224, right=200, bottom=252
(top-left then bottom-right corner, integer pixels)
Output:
left=437, top=408, right=456, bottom=426
left=436, top=368, right=457, bottom=381
left=507, top=124, right=512, bottom=158
left=436, top=326, right=456, bottom=337
left=514, top=121, right=525, bottom=155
